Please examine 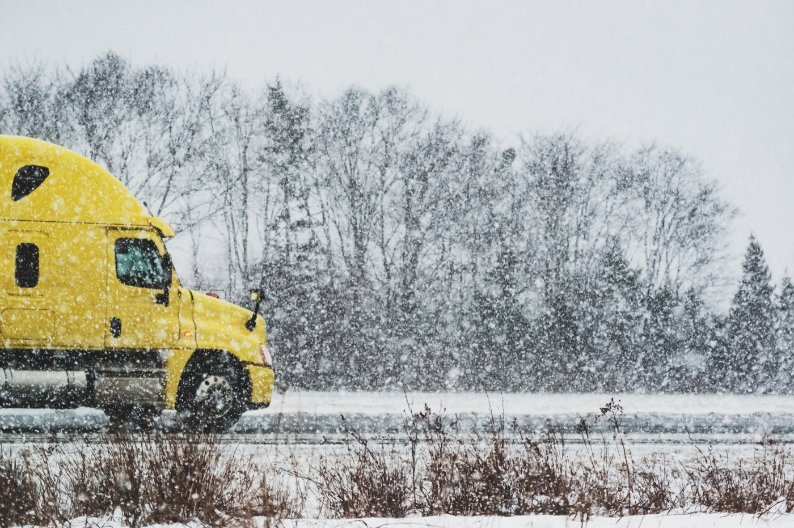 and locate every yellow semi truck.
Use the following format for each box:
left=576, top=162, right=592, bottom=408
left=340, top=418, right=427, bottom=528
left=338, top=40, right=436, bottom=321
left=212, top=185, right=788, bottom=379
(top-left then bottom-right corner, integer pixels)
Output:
left=0, top=136, right=274, bottom=431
